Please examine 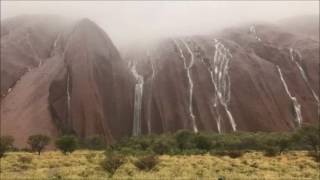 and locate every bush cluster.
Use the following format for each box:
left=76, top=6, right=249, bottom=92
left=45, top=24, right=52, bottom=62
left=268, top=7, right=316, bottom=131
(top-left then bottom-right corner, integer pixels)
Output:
left=105, top=124, right=320, bottom=157
left=0, top=124, right=318, bottom=160
left=101, top=152, right=125, bottom=177
left=133, top=154, right=159, bottom=171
